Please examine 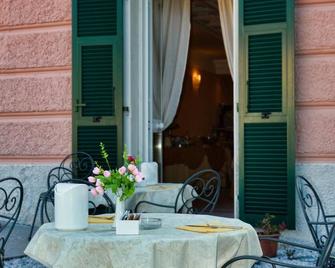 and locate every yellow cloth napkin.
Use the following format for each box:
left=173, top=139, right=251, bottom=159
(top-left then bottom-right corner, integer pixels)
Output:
left=176, top=224, right=243, bottom=233
left=88, top=215, right=114, bottom=224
